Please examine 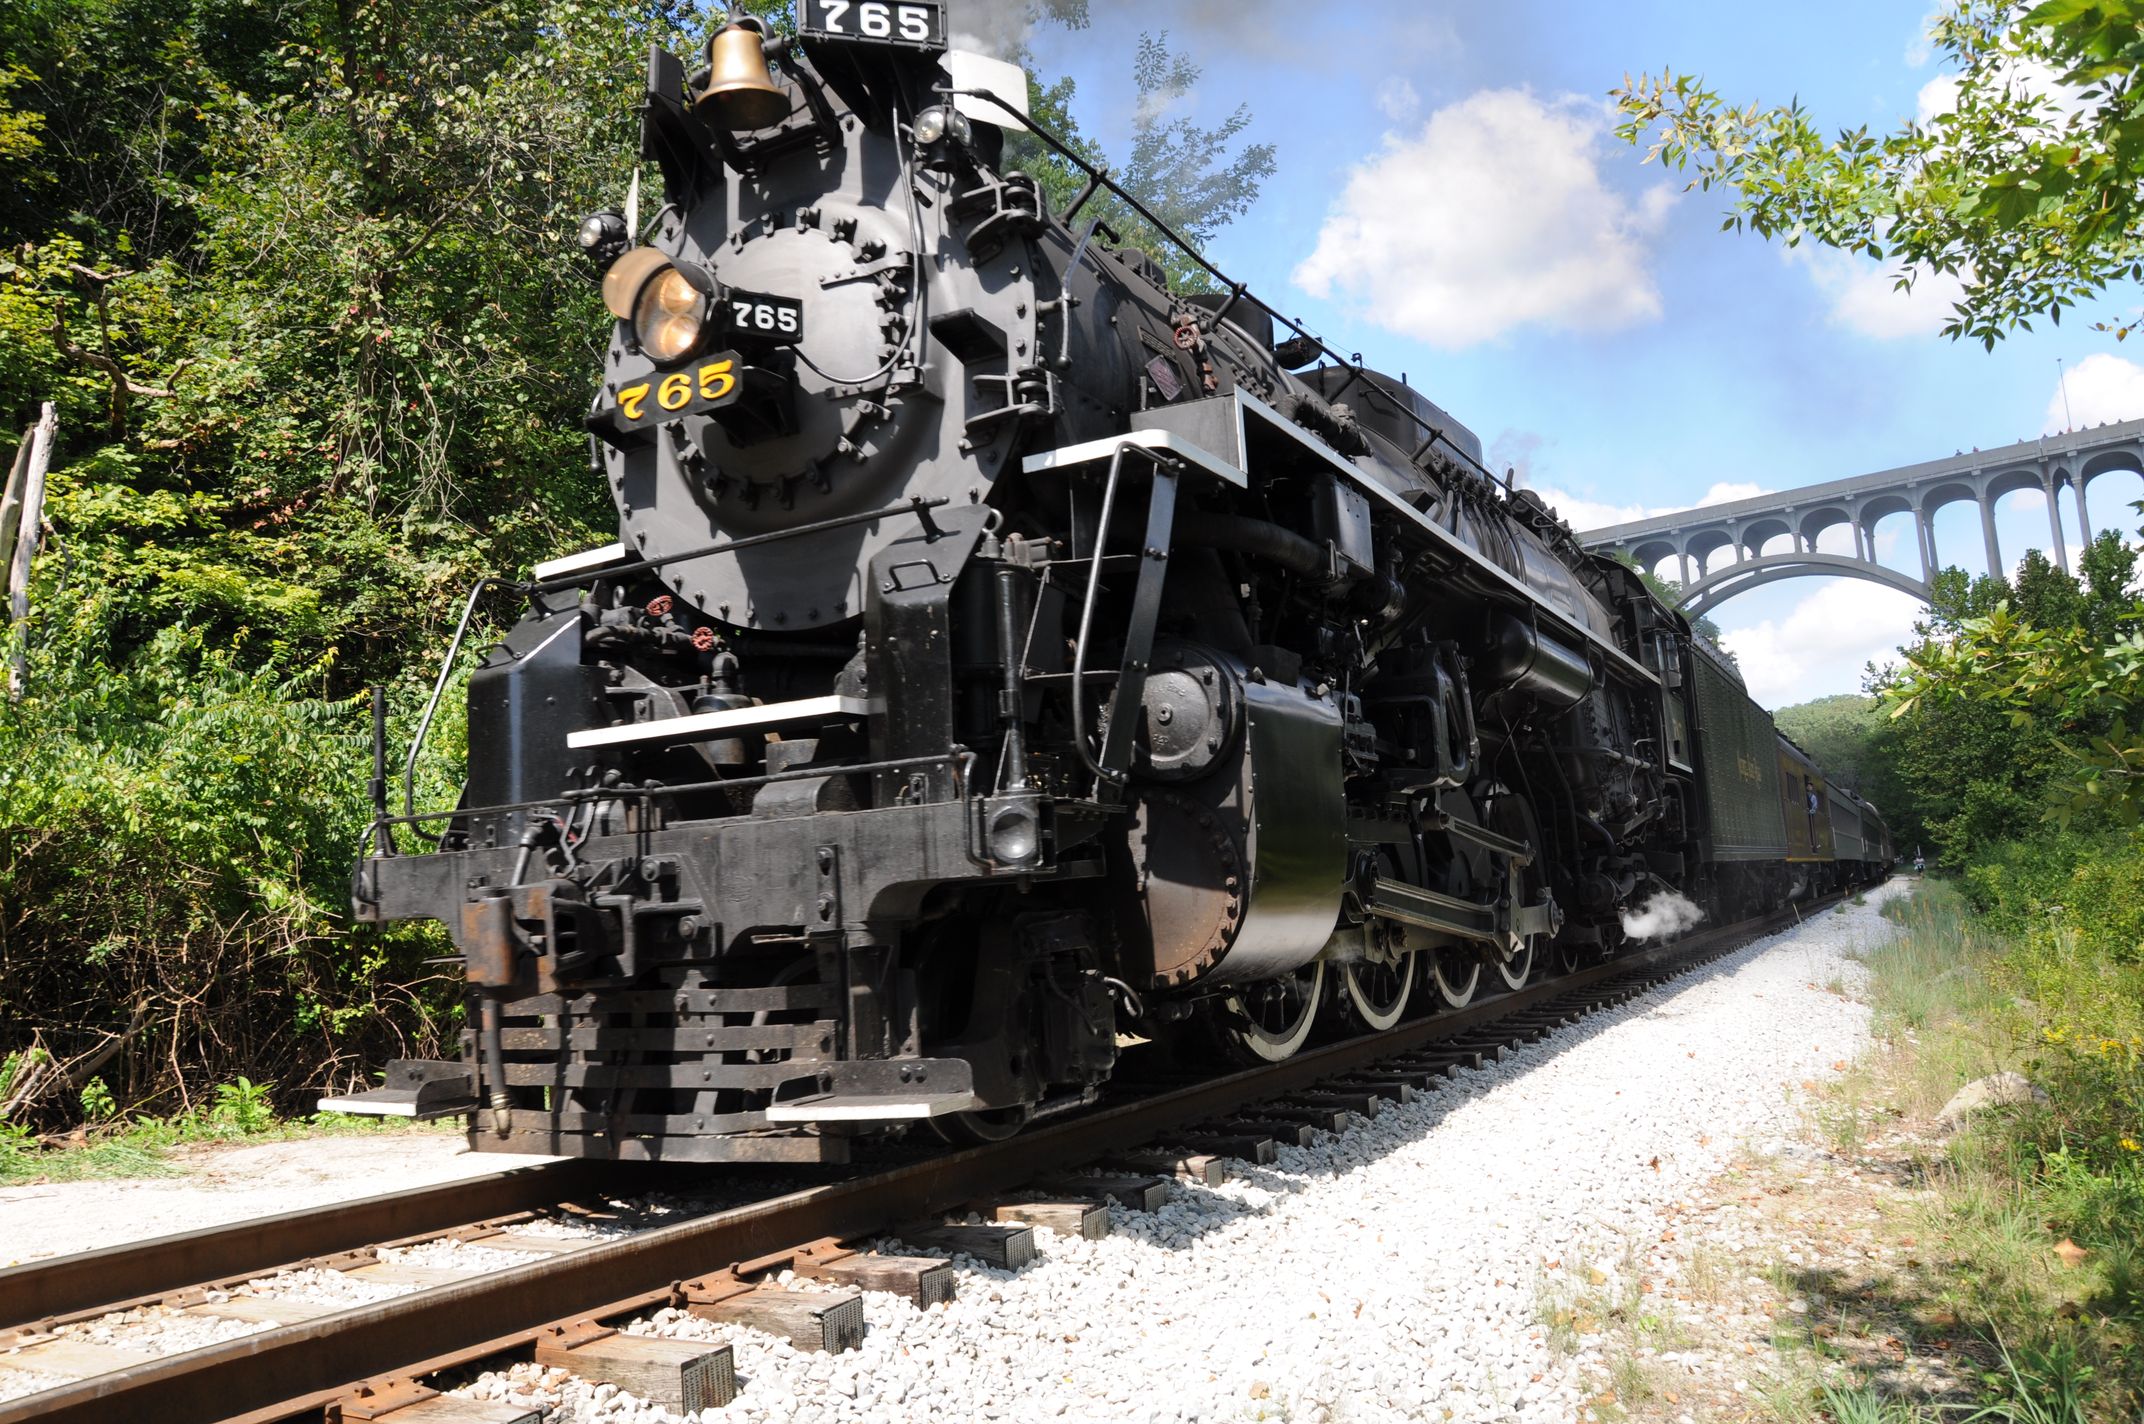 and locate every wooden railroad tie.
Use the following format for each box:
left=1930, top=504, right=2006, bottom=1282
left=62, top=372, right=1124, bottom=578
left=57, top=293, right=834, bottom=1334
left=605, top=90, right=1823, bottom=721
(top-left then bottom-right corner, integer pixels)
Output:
left=0, top=1337, right=158, bottom=1382
left=680, top=1279, right=866, bottom=1353
left=1331, top=1076, right=1419, bottom=1105
left=1210, top=1116, right=1316, bottom=1148
left=532, top=1319, right=737, bottom=1412
left=986, top=1198, right=1112, bottom=1240
left=1027, top=1173, right=1172, bottom=1212
left=185, top=1296, right=336, bottom=1325
left=1286, top=1090, right=1385, bottom=1119
left=385, top=1402, right=543, bottom=1424
left=1172, top=1132, right=1278, bottom=1165
left=330, top=1376, right=544, bottom=1423
left=898, top=1222, right=1038, bottom=1270
left=813, top=1251, right=958, bottom=1308
left=1254, top=1102, right=1353, bottom=1133
left=1356, top=1067, right=1446, bottom=1093
left=1100, top=1149, right=1230, bottom=1186
left=340, top=1262, right=477, bottom=1289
